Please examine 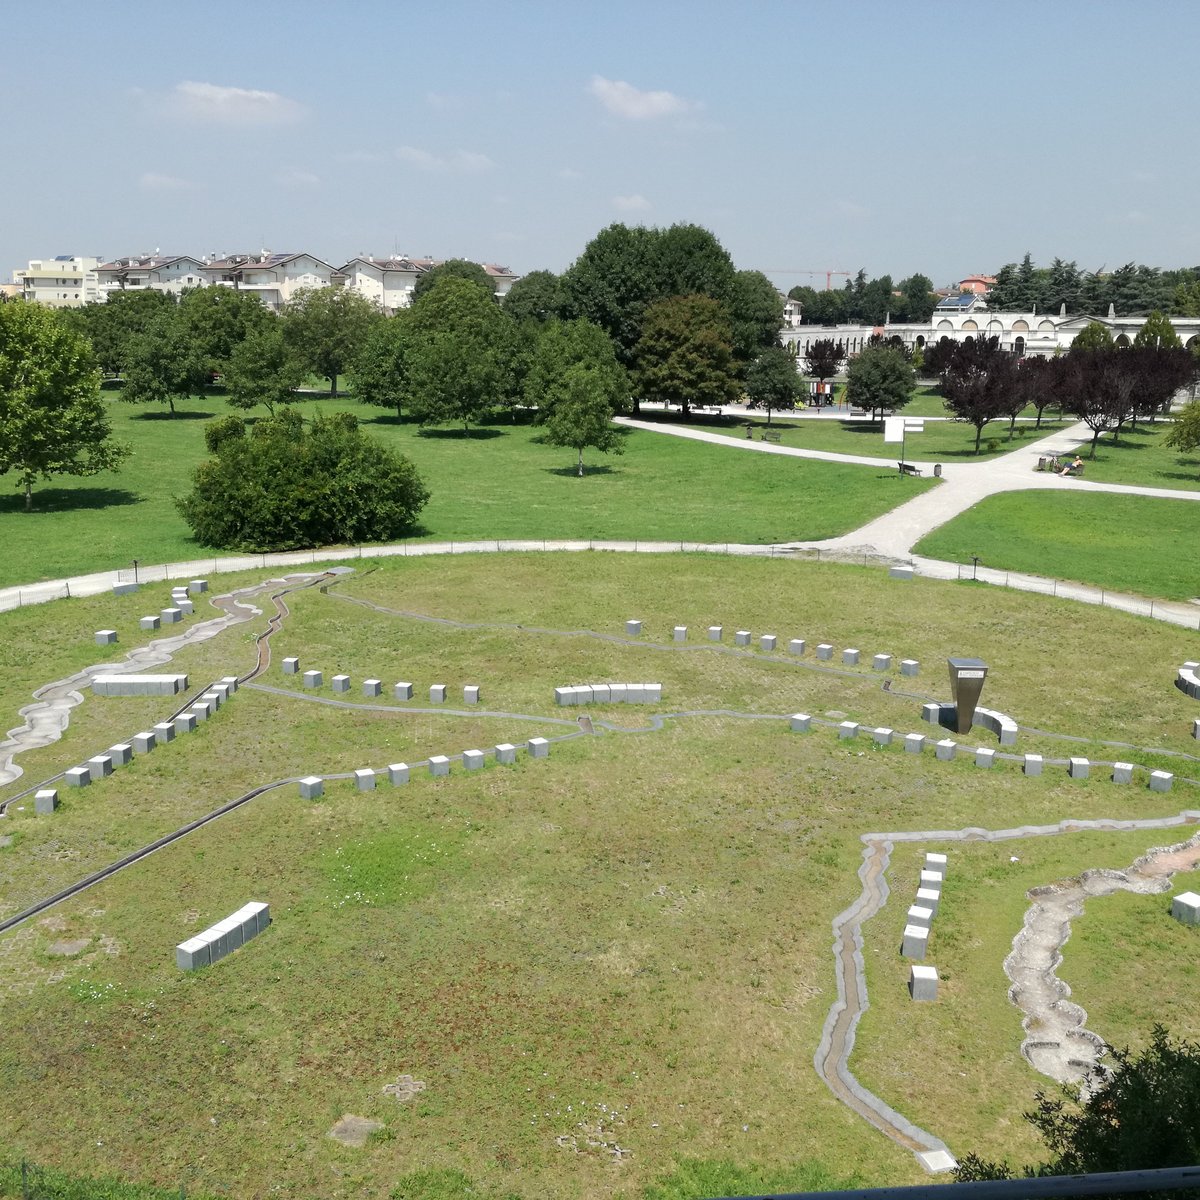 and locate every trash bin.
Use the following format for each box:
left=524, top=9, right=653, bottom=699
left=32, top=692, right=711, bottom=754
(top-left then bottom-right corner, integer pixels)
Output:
left=933, top=463, right=943, bottom=478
